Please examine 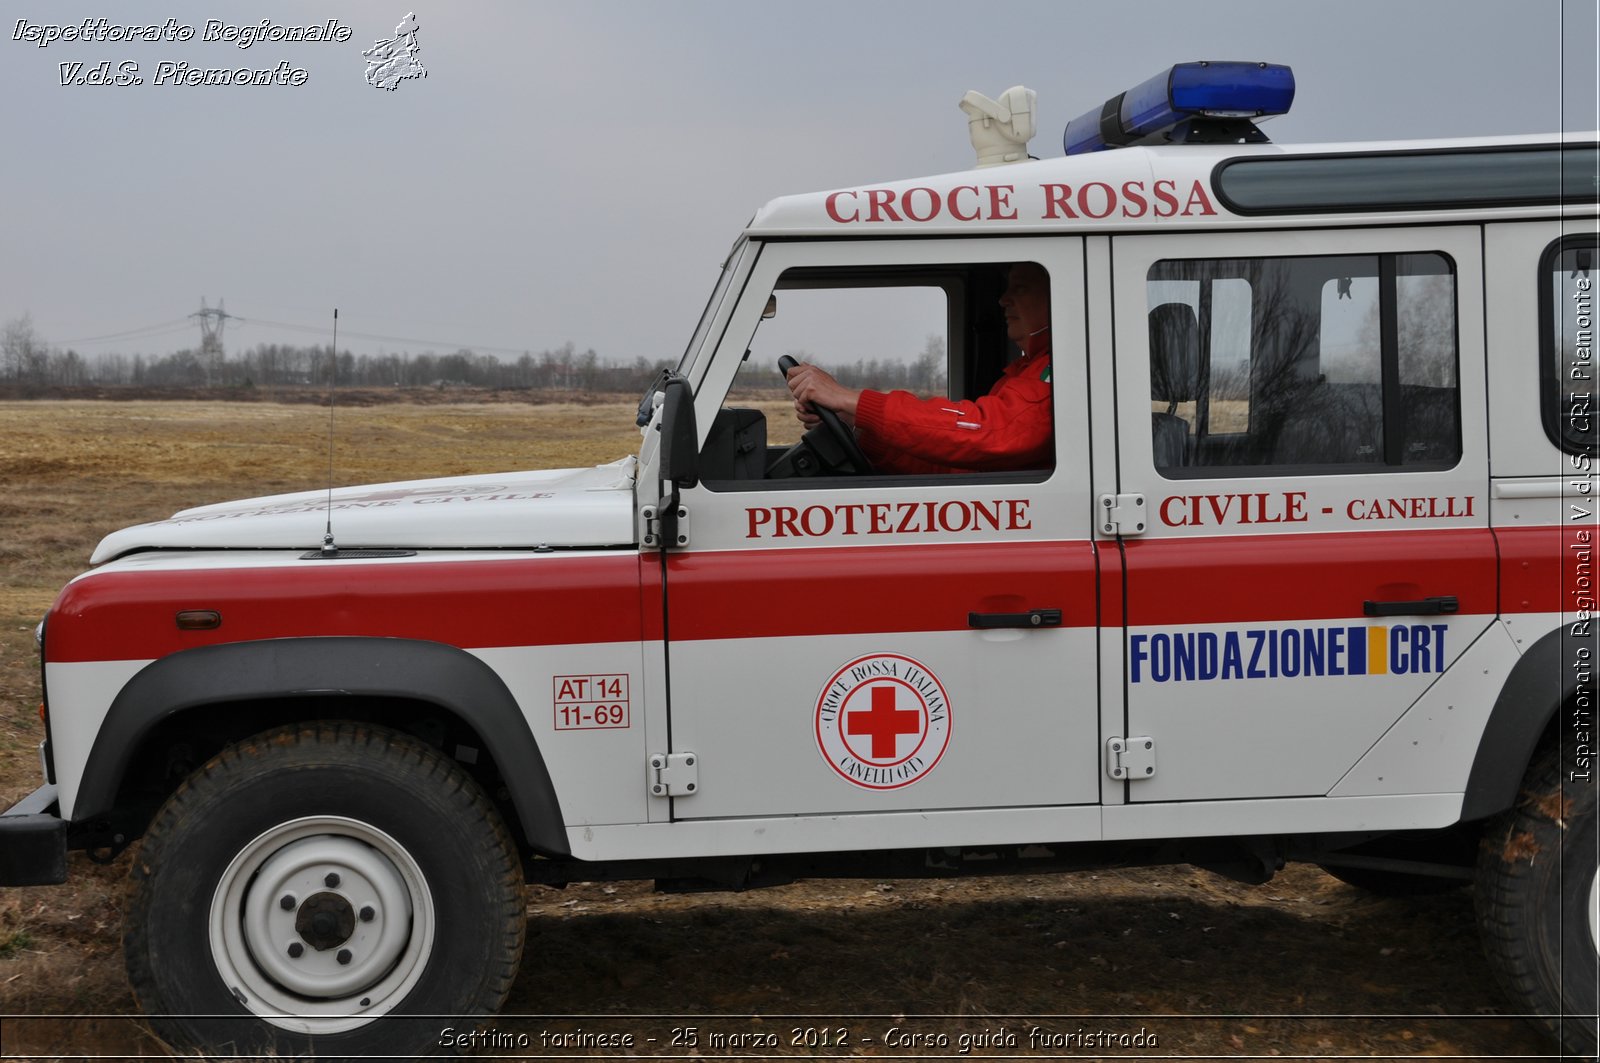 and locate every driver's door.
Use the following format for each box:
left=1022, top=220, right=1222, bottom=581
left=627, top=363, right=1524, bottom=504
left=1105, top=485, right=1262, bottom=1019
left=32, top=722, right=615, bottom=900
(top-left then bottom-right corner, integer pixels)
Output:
left=660, top=238, right=1102, bottom=823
